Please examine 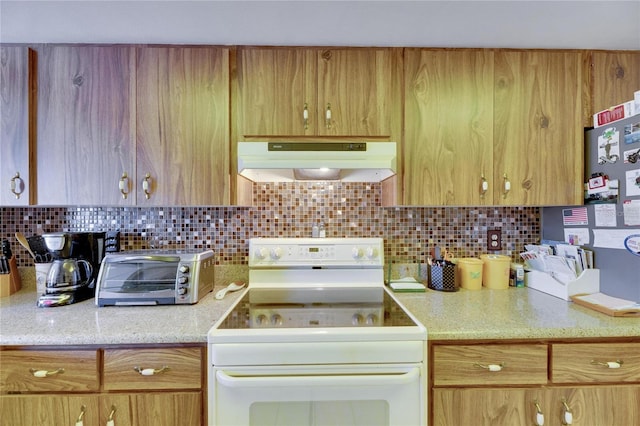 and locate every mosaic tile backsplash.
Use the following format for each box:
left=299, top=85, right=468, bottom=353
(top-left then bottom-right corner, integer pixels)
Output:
left=1, top=182, right=541, bottom=268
